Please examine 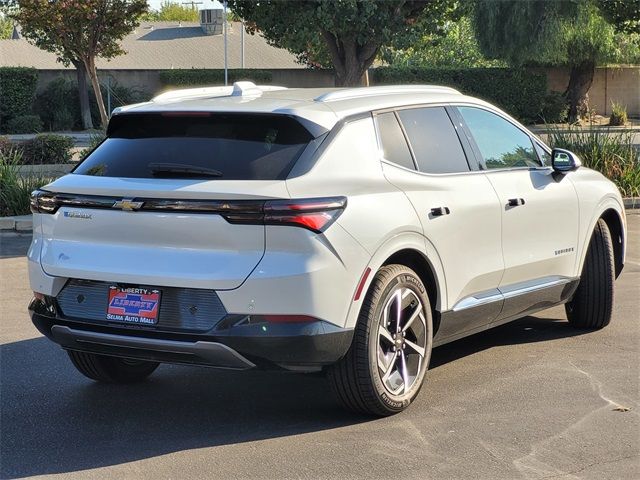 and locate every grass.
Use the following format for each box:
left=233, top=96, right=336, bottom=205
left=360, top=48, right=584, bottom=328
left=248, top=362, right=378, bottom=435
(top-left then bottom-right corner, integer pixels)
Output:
left=545, top=124, right=640, bottom=198
left=0, top=148, right=55, bottom=217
